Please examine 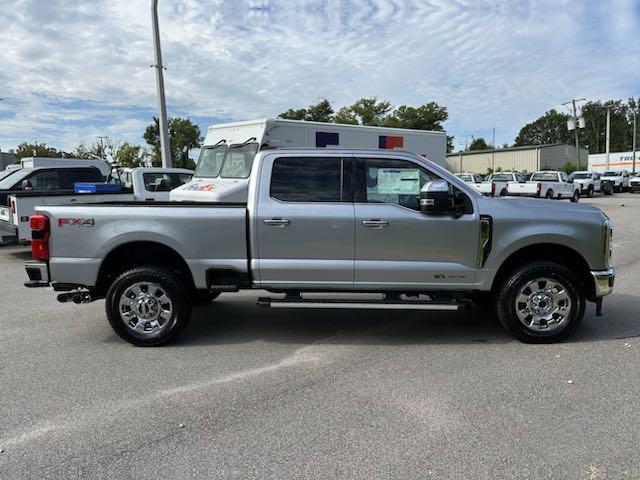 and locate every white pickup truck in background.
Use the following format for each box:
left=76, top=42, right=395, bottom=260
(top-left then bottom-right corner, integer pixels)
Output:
left=2, top=167, right=193, bottom=243
left=475, top=172, right=526, bottom=196
left=600, top=170, right=631, bottom=192
left=507, top=171, right=581, bottom=202
left=569, top=171, right=609, bottom=197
